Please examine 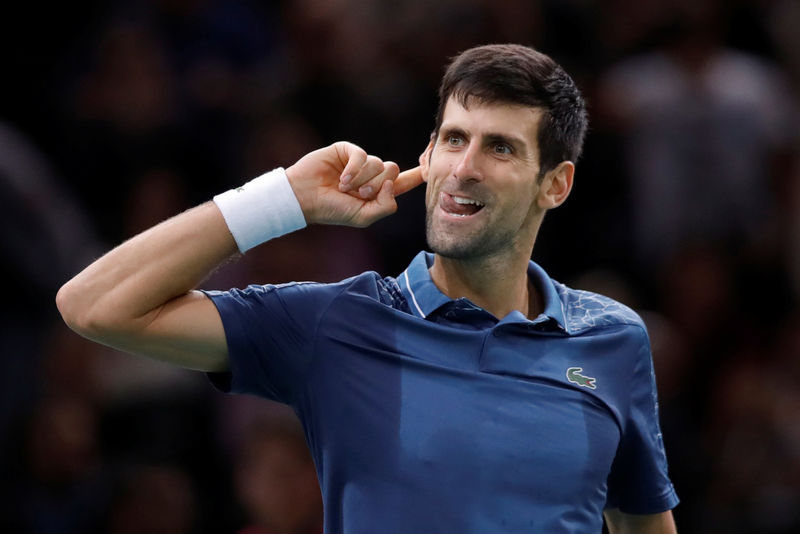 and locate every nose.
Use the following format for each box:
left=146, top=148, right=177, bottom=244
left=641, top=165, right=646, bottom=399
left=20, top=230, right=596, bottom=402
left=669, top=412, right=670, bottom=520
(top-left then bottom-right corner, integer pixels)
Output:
left=453, top=141, right=483, bottom=182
